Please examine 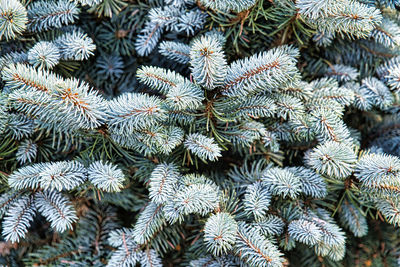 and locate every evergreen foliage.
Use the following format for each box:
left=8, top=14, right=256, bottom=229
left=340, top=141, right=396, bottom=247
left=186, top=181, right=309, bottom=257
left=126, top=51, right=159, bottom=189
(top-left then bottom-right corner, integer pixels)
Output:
left=27, top=41, right=60, bottom=69
left=27, top=0, right=79, bottom=32
left=2, top=0, right=400, bottom=266
left=190, top=35, right=227, bottom=90
left=0, top=0, right=27, bottom=40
